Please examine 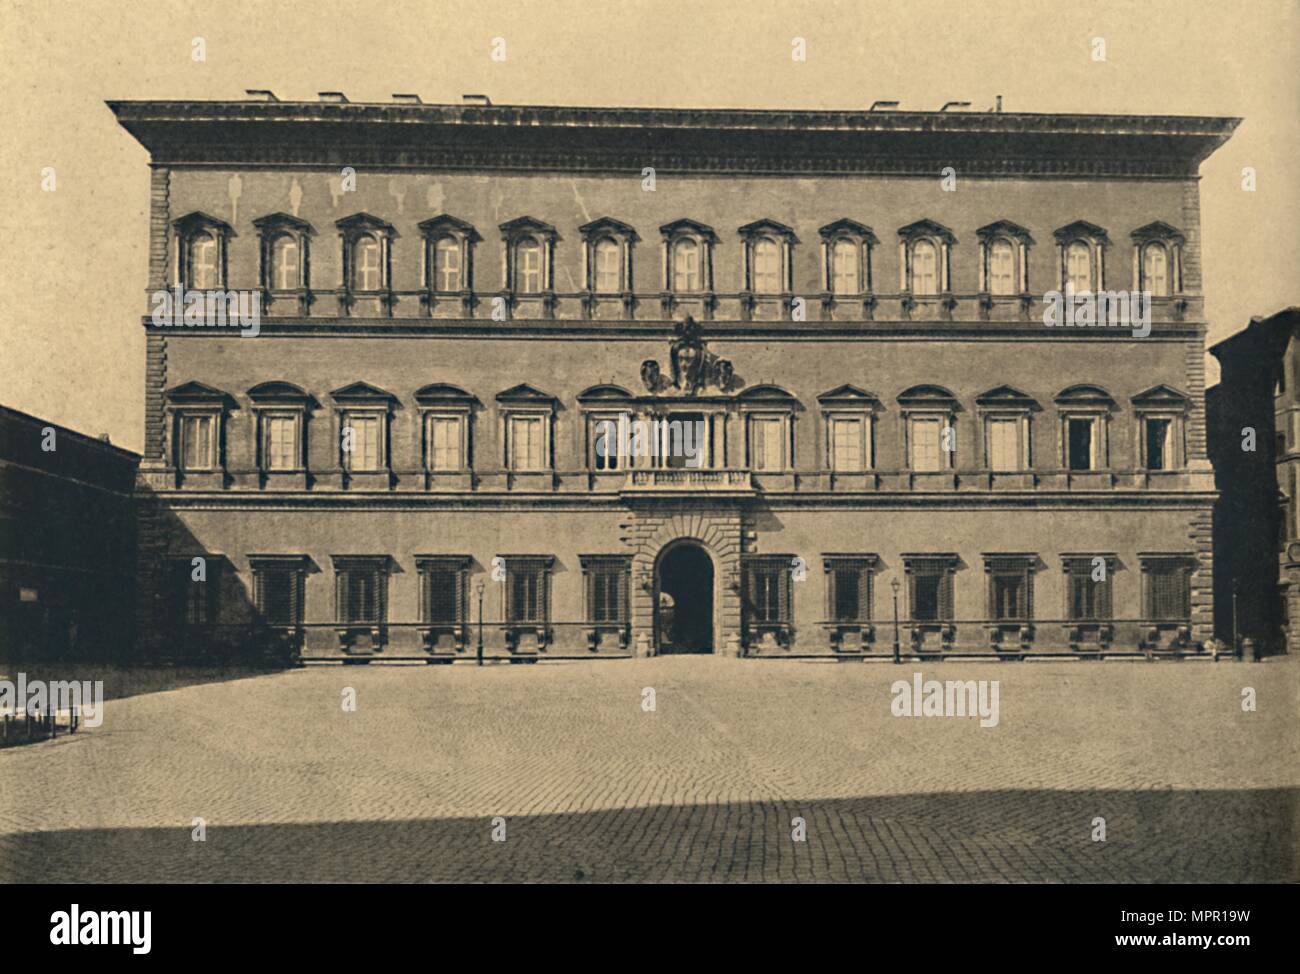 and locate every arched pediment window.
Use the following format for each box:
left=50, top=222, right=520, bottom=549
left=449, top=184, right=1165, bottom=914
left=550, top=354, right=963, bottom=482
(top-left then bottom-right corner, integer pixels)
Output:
left=659, top=219, right=717, bottom=294
left=898, top=220, right=956, bottom=297
left=418, top=215, right=481, bottom=301
left=254, top=213, right=313, bottom=314
left=976, top=221, right=1033, bottom=297
left=738, top=386, right=799, bottom=473
left=818, top=219, right=878, bottom=297
left=897, top=385, right=960, bottom=472
left=1053, top=221, right=1109, bottom=294
left=414, top=383, right=480, bottom=476
left=336, top=214, right=396, bottom=316
left=173, top=212, right=233, bottom=290
left=496, top=384, right=558, bottom=473
left=1054, top=384, right=1116, bottom=472
left=738, top=220, right=798, bottom=295
left=578, top=218, right=638, bottom=297
left=1130, top=222, right=1185, bottom=298
left=499, top=217, right=558, bottom=300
